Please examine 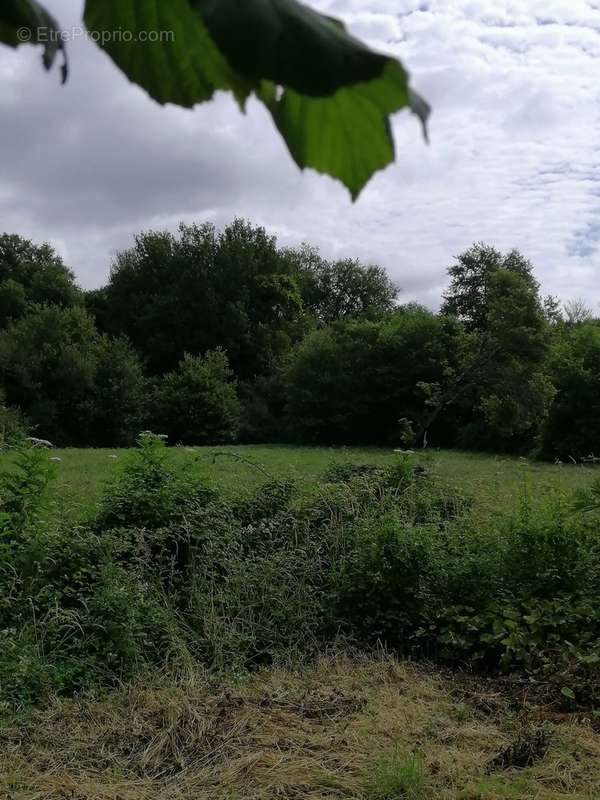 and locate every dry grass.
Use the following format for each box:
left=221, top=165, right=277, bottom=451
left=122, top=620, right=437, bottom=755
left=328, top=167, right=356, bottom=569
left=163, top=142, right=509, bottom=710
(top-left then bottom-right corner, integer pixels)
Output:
left=1, top=655, right=599, bottom=800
